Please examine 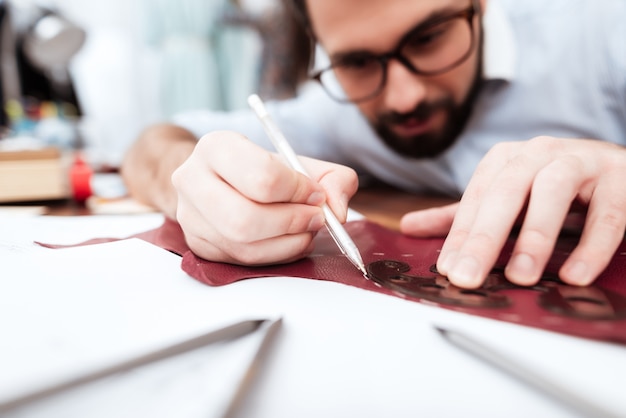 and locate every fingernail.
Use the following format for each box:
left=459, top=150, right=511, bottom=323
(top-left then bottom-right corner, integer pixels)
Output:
left=506, top=253, right=536, bottom=283
left=449, top=255, right=482, bottom=287
left=307, top=191, right=325, bottom=206
left=437, top=250, right=457, bottom=275
left=308, top=213, right=325, bottom=231
left=565, top=260, right=591, bottom=285
left=337, top=193, right=349, bottom=220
